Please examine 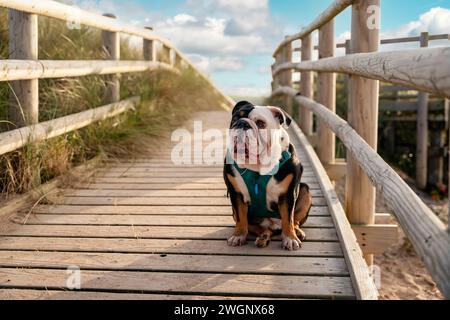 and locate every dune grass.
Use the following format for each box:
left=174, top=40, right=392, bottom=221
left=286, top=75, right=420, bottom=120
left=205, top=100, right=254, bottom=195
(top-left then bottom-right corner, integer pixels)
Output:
left=0, top=10, right=223, bottom=196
